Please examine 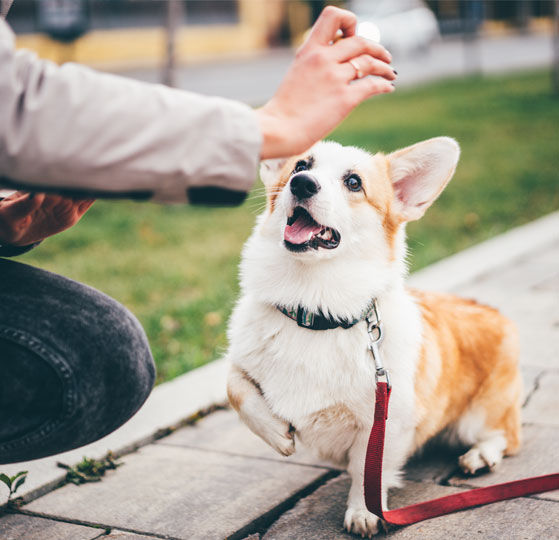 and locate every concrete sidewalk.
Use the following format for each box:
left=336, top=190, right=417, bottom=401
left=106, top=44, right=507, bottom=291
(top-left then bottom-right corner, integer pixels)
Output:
left=1, top=212, right=558, bottom=540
